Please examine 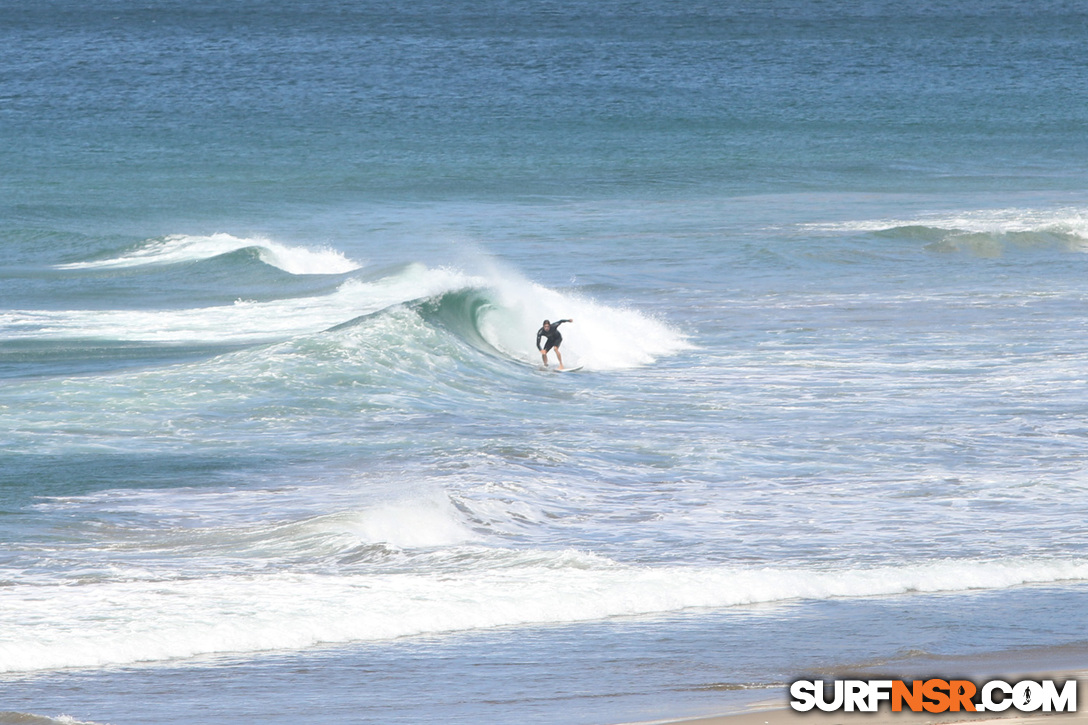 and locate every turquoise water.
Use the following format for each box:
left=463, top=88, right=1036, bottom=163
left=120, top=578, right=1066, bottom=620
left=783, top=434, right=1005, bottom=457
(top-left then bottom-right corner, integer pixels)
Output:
left=4, top=2, right=1088, bottom=723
